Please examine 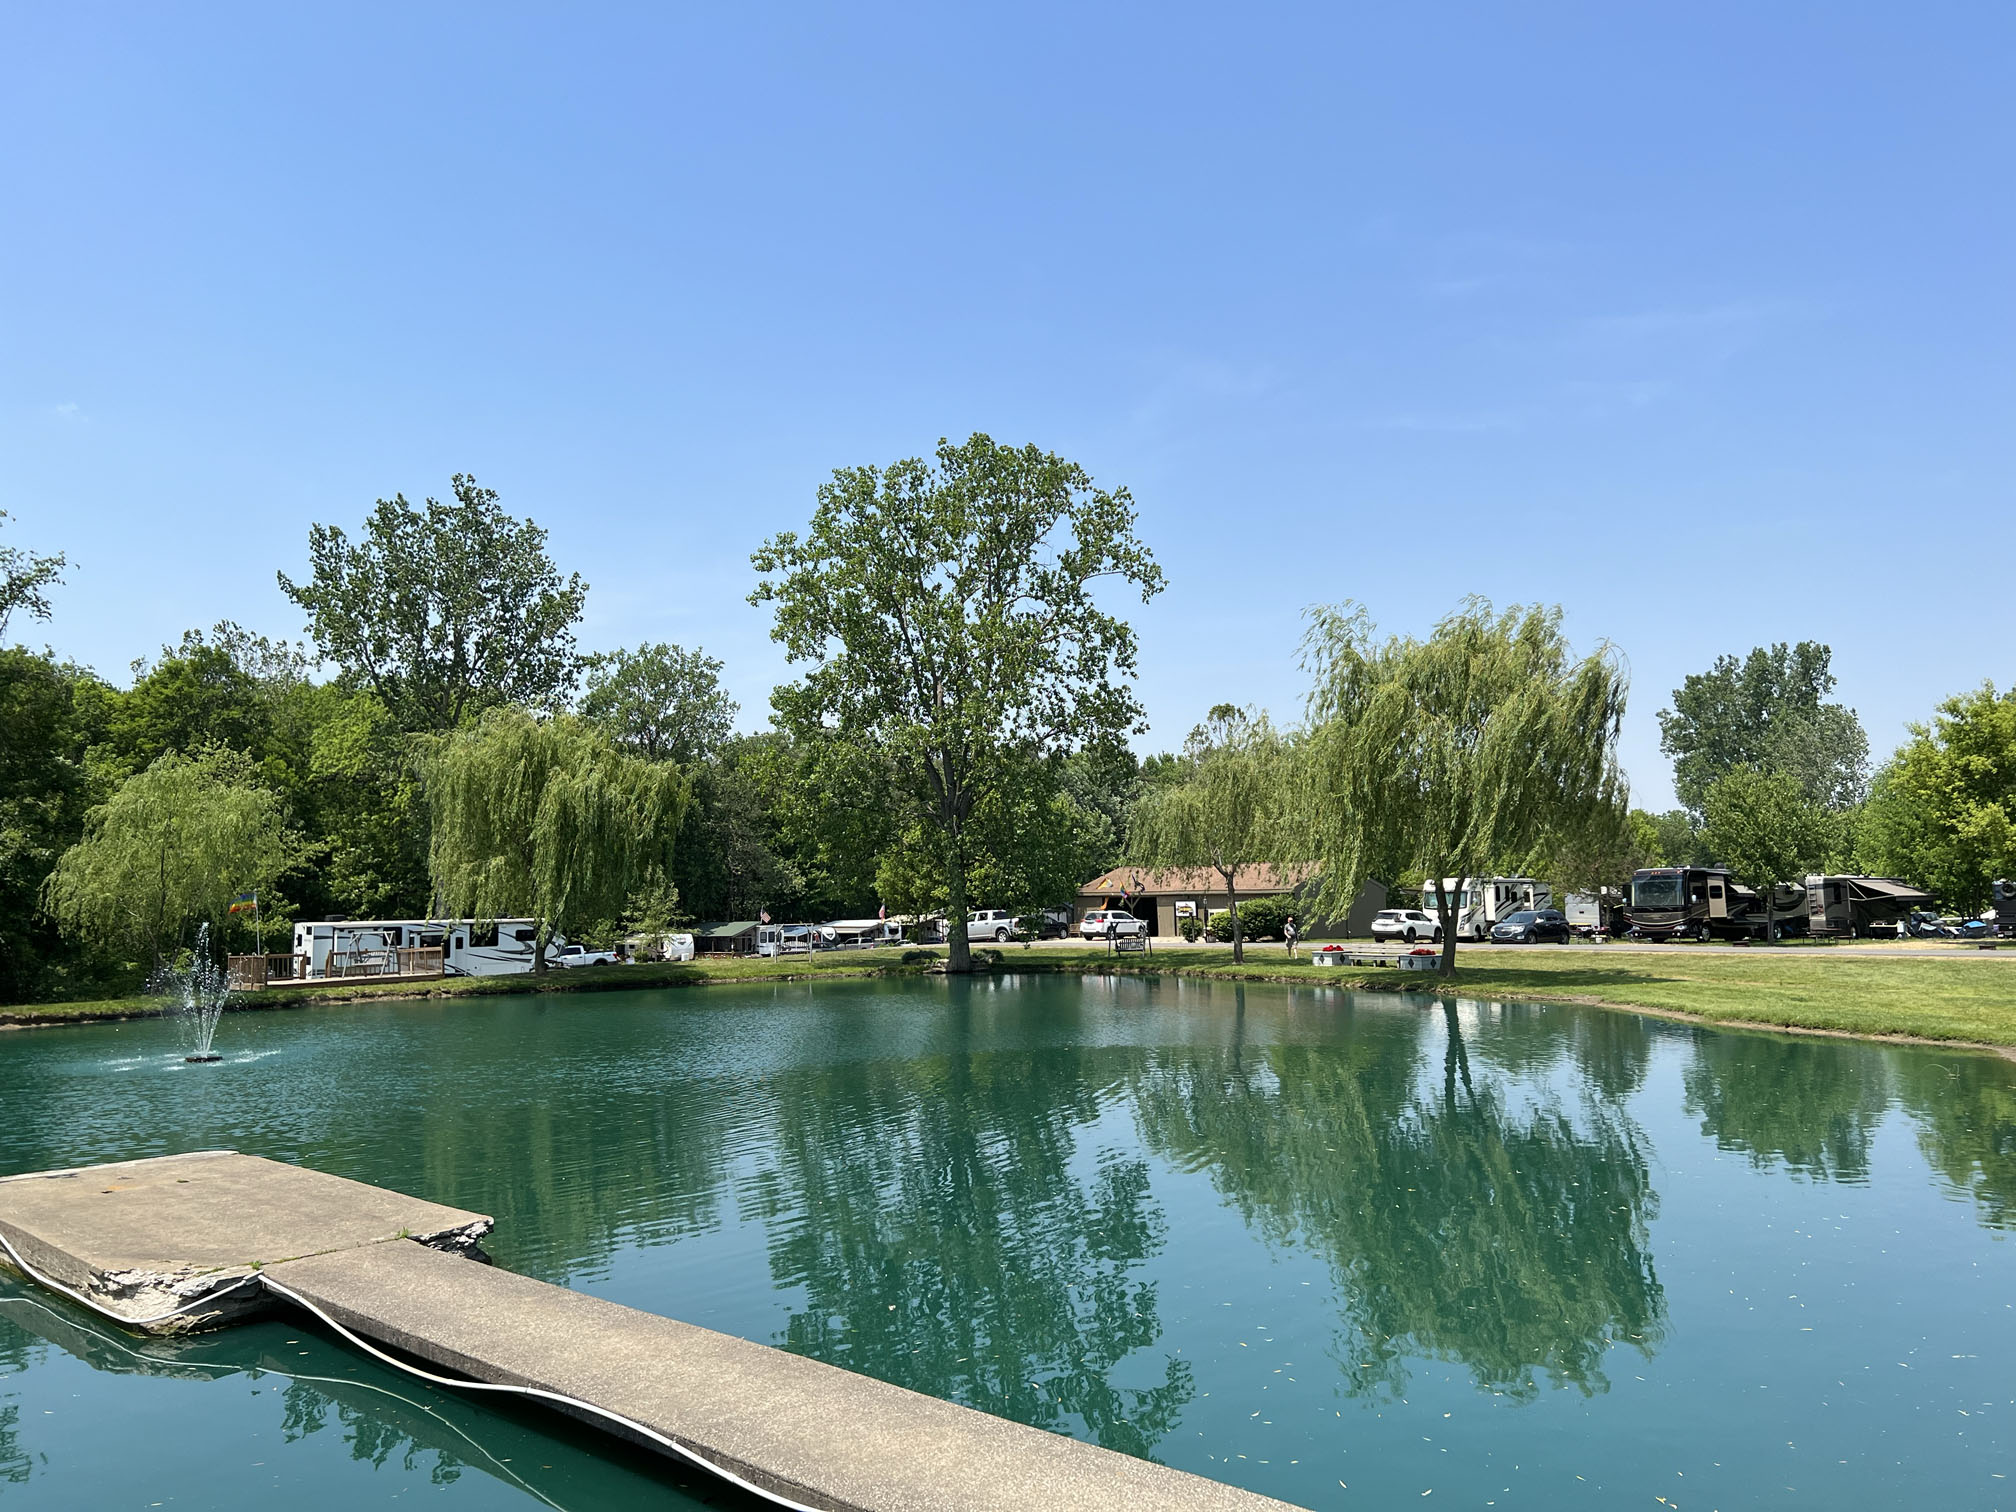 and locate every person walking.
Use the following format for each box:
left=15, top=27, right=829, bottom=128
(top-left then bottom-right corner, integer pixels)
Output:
left=1284, top=915, right=1299, bottom=958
